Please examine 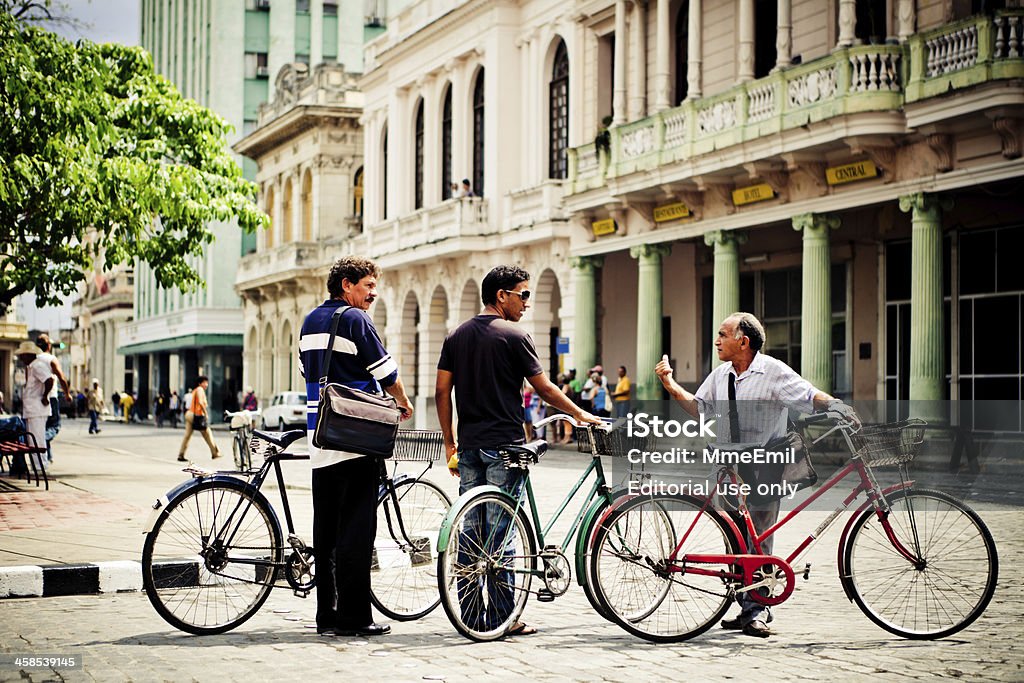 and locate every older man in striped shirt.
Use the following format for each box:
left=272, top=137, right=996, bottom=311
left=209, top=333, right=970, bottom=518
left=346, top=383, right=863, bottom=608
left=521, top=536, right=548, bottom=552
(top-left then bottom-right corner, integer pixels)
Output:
left=298, top=256, right=413, bottom=638
left=655, top=311, right=857, bottom=639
